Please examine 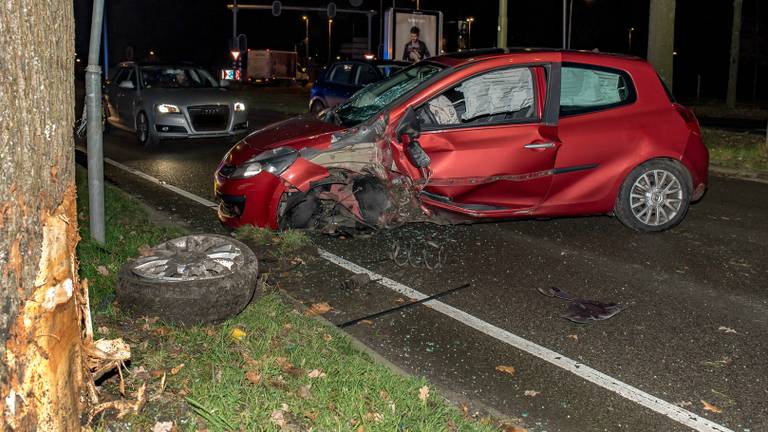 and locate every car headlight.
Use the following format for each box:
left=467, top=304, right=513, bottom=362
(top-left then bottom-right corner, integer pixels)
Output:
left=228, top=147, right=297, bottom=179
left=234, top=102, right=246, bottom=112
left=157, top=103, right=181, bottom=114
